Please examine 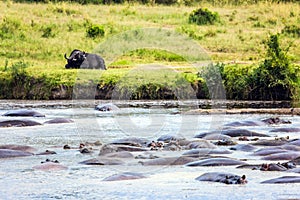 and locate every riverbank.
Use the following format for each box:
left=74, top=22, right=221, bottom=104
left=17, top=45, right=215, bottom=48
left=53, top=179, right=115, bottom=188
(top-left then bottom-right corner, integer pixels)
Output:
left=1, top=2, right=300, bottom=100
left=0, top=99, right=295, bottom=110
